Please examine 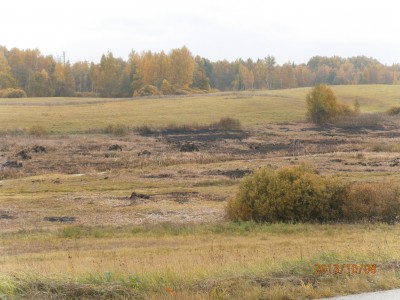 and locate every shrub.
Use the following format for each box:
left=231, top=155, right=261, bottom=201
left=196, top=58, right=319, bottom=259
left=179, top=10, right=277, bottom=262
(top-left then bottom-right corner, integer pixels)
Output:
left=226, top=164, right=348, bottom=223
left=0, top=88, right=27, bottom=98
left=101, top=124, right=129, bottom=136
left=160, top=79, right=174, bottom=95
left=135, top=85, right=161, bottom=97
left=210, top=117, right=241, bottom=130
left=343, top=182, right=400, bottom=224
left=371, top=142, right=400, bottom=152
left=28, top=125, right=48, bottom=136
left=334, top=113, right=387, bottom=128
left=306, top=84, right=355, bottom=125
left=135, top=124, right=155, bottom=135
left=227, top=164, right=400, bottom=224
left=386, top=106, right=400, bottom=116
